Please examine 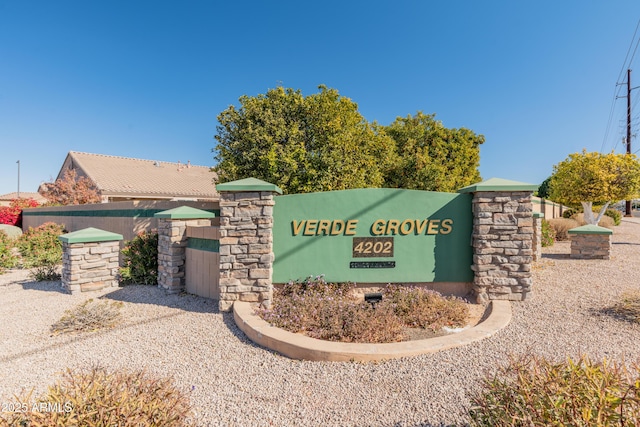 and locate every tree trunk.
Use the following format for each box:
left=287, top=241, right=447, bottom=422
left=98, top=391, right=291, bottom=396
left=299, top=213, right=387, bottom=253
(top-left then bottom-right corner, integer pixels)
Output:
left=580, top=201, right=611, bottom=225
